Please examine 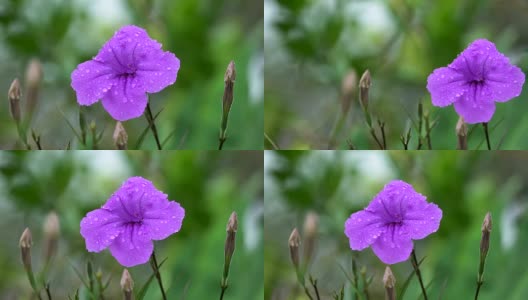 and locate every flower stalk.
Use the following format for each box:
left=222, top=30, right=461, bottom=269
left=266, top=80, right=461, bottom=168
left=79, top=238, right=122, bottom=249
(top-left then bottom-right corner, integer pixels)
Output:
left=219, top=61, right=236, bottom=150
left=149, top=251, right=167, bottom=300
left=220, top=212, right=238, bottom=300
left=329, top=70, right=357, bottom=149
left=145, top=102, right=162, bottom=150
left=482, top=123, right=491, bottom=150
left=358, top=70, right=384, bottom=149
left=8, top=78, right=30, bottom=149
left=42, top=212, right=59, bottom=274
left=411, top=250, right=428, bottom=300
left=475, top=212, right=492, bottom=300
